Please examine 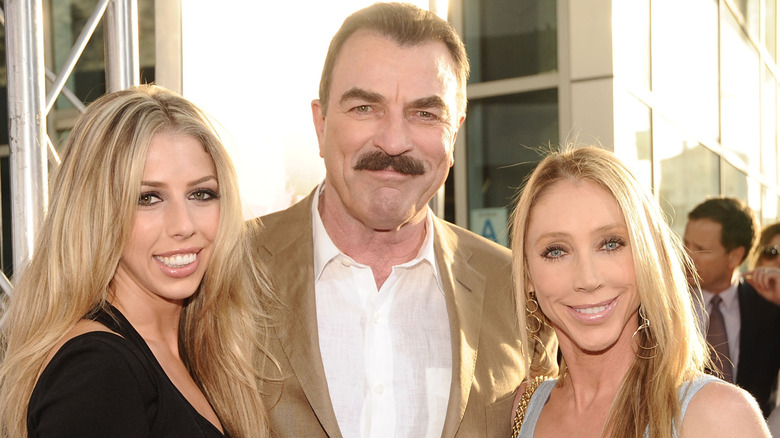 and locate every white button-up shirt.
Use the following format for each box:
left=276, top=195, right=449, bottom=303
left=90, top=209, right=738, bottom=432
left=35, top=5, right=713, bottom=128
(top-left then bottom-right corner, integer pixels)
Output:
left=312, top=189, right=452, bottom=437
